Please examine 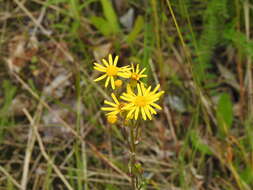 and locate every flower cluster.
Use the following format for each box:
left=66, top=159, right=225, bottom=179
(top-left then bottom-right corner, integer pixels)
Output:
left=93, top=54, right=164, bottom=124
